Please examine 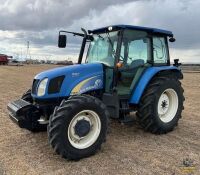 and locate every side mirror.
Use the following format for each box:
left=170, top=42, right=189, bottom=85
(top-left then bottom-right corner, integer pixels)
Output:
left=169, top=37, right=176, bottom=42
left=173, top=59, right=181, bottom=67
left=58, top=35, right=67, bottom=48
